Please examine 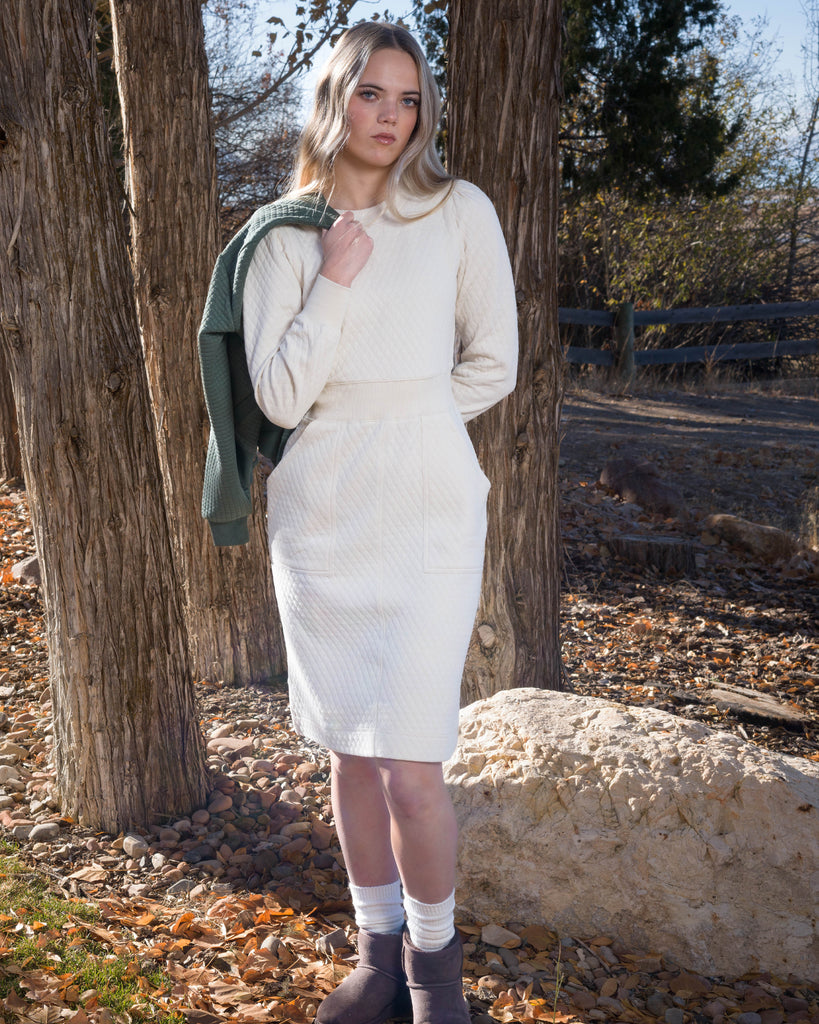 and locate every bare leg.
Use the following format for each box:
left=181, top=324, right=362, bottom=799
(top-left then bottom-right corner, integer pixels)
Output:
left=377, top=759, right=457, bottom=903
left=330, top=750, right=399, bottom=886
